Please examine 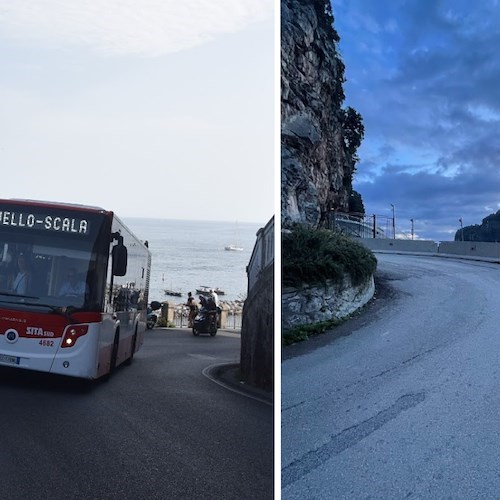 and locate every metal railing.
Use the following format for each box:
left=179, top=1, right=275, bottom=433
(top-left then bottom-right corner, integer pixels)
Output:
left=330, top=211, right=391, bottom=239
left=171, top=305, right=242, bottom=330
